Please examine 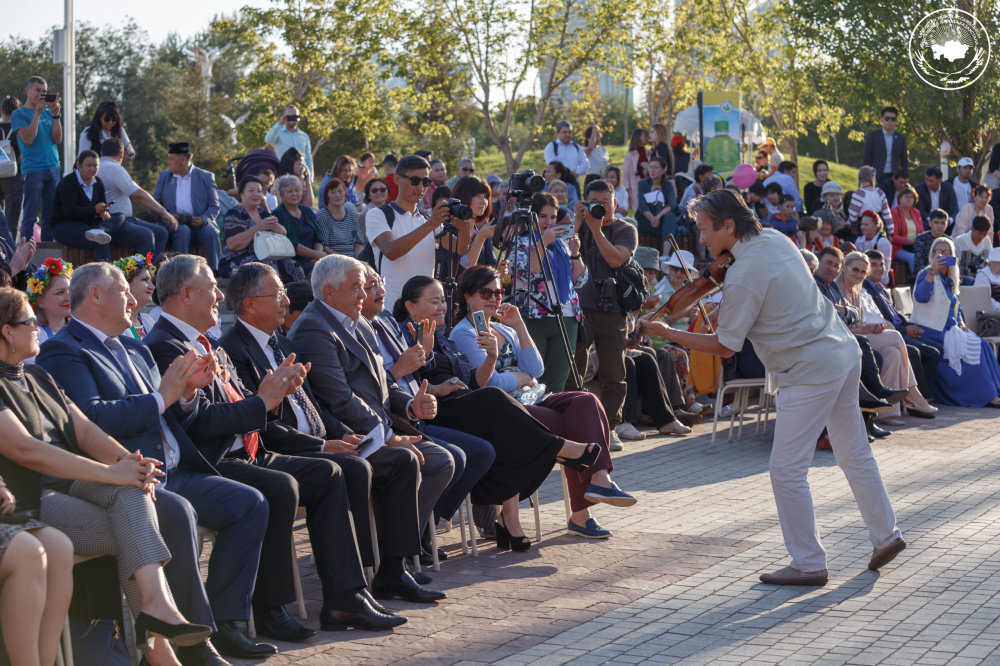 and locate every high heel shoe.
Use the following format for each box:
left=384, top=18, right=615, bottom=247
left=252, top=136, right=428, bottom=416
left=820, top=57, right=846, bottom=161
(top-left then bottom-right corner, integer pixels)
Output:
left=557, top=443, right=601, bottom=472
left=495, top=520, right=531, bottom=552
left=134, top=613, right=213, bottom=648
